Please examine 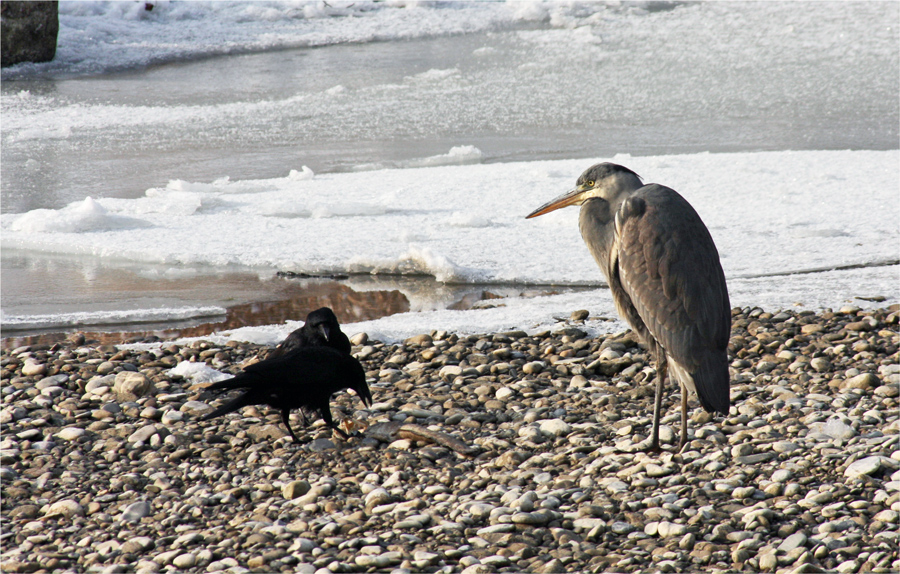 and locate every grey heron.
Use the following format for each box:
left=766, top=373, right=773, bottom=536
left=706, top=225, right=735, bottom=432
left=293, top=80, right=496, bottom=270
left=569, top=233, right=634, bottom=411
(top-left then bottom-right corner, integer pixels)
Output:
left=526, top=163, right=731, bottom=452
